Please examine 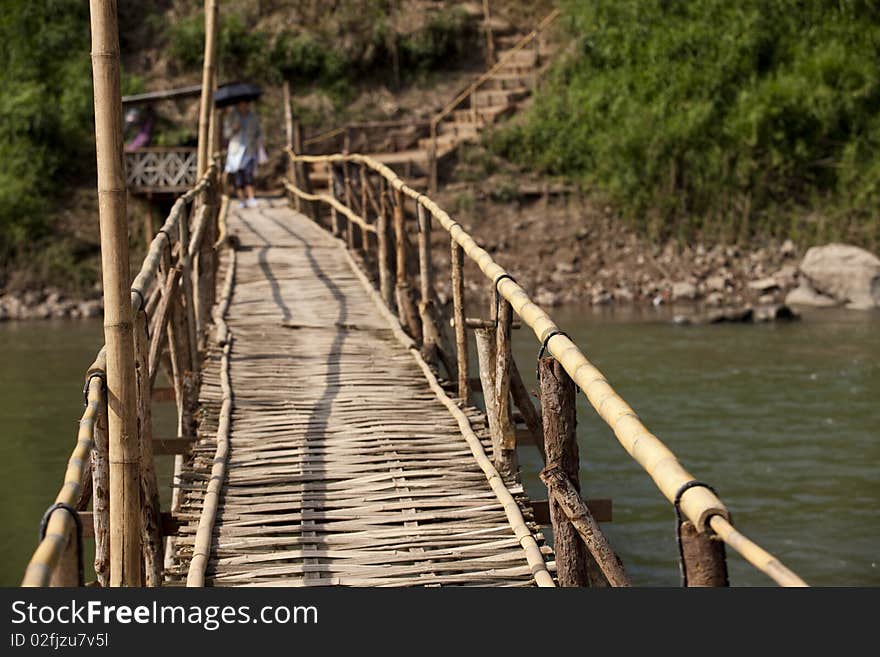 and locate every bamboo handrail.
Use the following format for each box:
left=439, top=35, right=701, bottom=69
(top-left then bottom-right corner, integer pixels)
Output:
left=285, top=150, right=808, bottom=587
left=21, top=160, right=220, bottom=587
left=284, top=181, right=377, bottom=234
left=21, top=353, right=106, bottom=587
left=430, top=9, right=561, bottom=131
